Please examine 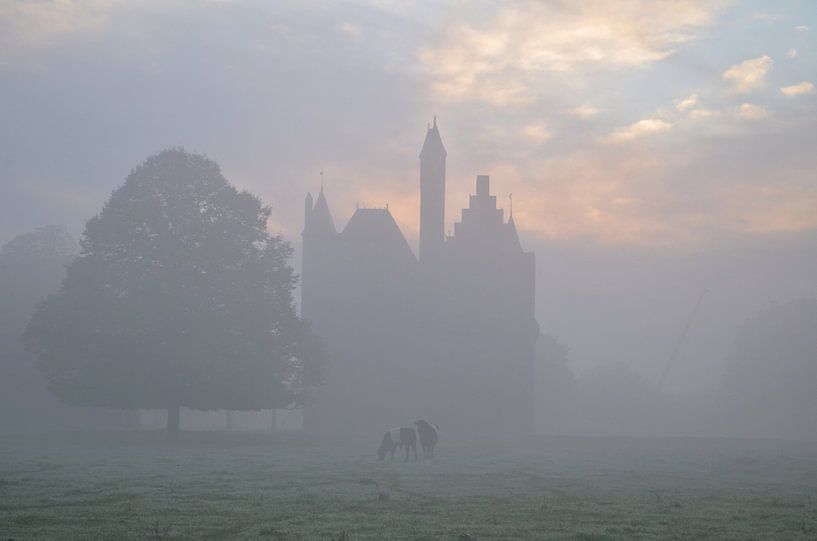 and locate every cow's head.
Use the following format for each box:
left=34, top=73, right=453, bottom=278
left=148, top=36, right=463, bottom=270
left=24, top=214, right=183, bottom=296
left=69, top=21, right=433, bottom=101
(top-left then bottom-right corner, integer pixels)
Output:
left=377, top=443, right=388, bottom=460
